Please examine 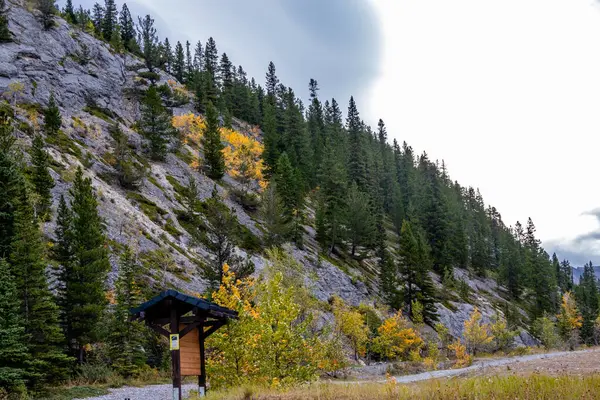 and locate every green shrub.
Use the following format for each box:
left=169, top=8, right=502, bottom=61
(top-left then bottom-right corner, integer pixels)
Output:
left=138, top=71, right=161, bottom=82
